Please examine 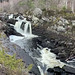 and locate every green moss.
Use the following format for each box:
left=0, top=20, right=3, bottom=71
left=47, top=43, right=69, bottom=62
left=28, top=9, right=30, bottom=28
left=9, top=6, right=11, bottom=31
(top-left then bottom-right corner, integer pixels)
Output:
left=65, top=13, right=74, bottom=17
left=27, top=64, right=33, bottom=71
left=62, top=6, right=67, bottom=11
